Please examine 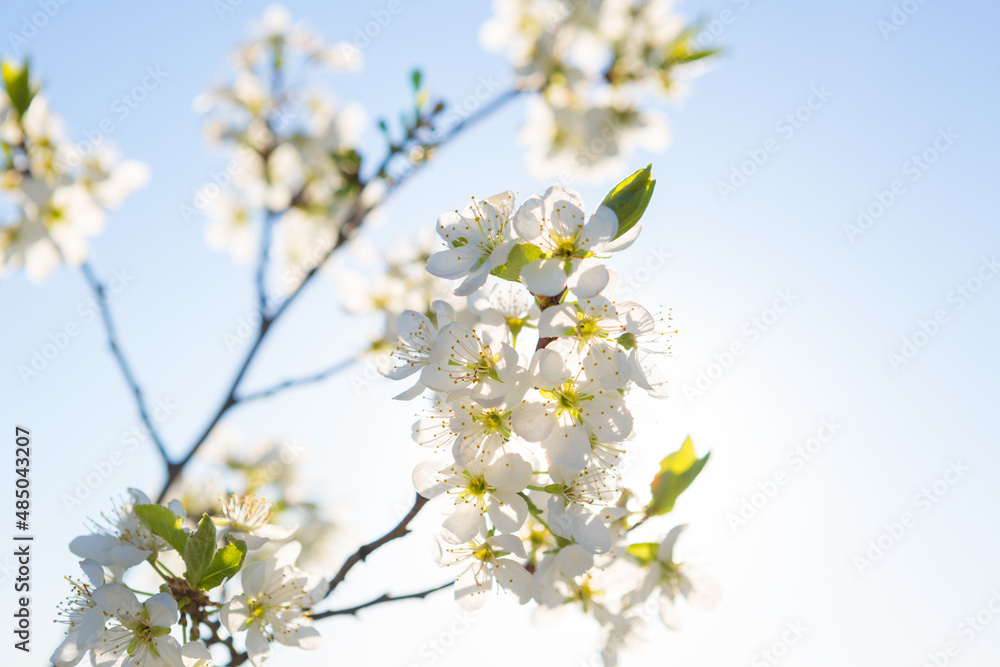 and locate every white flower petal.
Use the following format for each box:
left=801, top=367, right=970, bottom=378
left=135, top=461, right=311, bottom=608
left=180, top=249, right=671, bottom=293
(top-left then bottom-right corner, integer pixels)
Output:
left=221, top=595, right=250, bottom=635
left=659, top=593, right=683, bottom=630
left=245, top=624, right=273, bottom=667
left=555, top=544, right=594, bottom=577
left=455, top=564, right=492, bottom=610
left=442, top=501, right=485, bottom=544
left=495, top=560, right=533, bottom=605
left=484, top=453, right=533, bottom=491
left=92, top=583, right=141, bottom=618
left=486, top=490, right=528, bottom=534
left=144, top=592, right=179, bottom=628
left=181, top=641, right=213, bottom=667
left=567, top=260, right=609, bottom=298
left=521, top=258, right=569, bottom=297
